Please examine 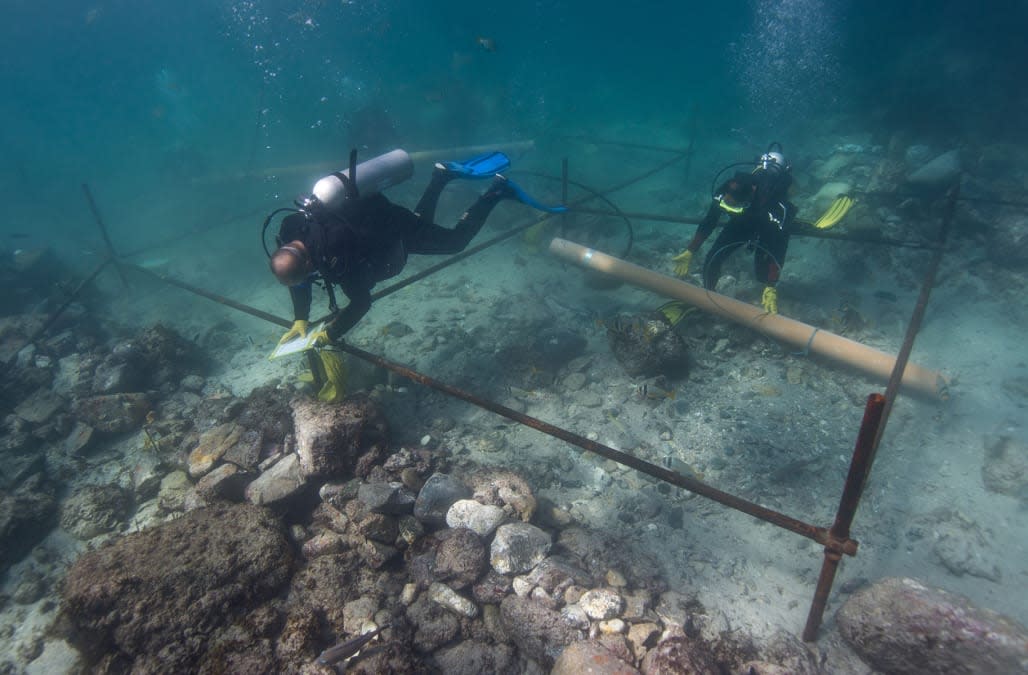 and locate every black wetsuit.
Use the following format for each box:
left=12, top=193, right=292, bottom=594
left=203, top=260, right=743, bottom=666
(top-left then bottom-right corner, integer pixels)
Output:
left=686, top=168, right=796, bottom=290
left=278, top=172, right=504, bottom=340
